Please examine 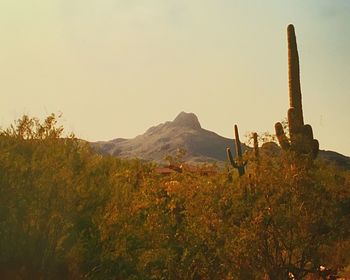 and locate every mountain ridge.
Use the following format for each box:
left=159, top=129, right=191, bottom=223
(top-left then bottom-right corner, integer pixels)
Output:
left=93, top=111, right=248, bottom=163
left=92, top=112, right=350, bottom=169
